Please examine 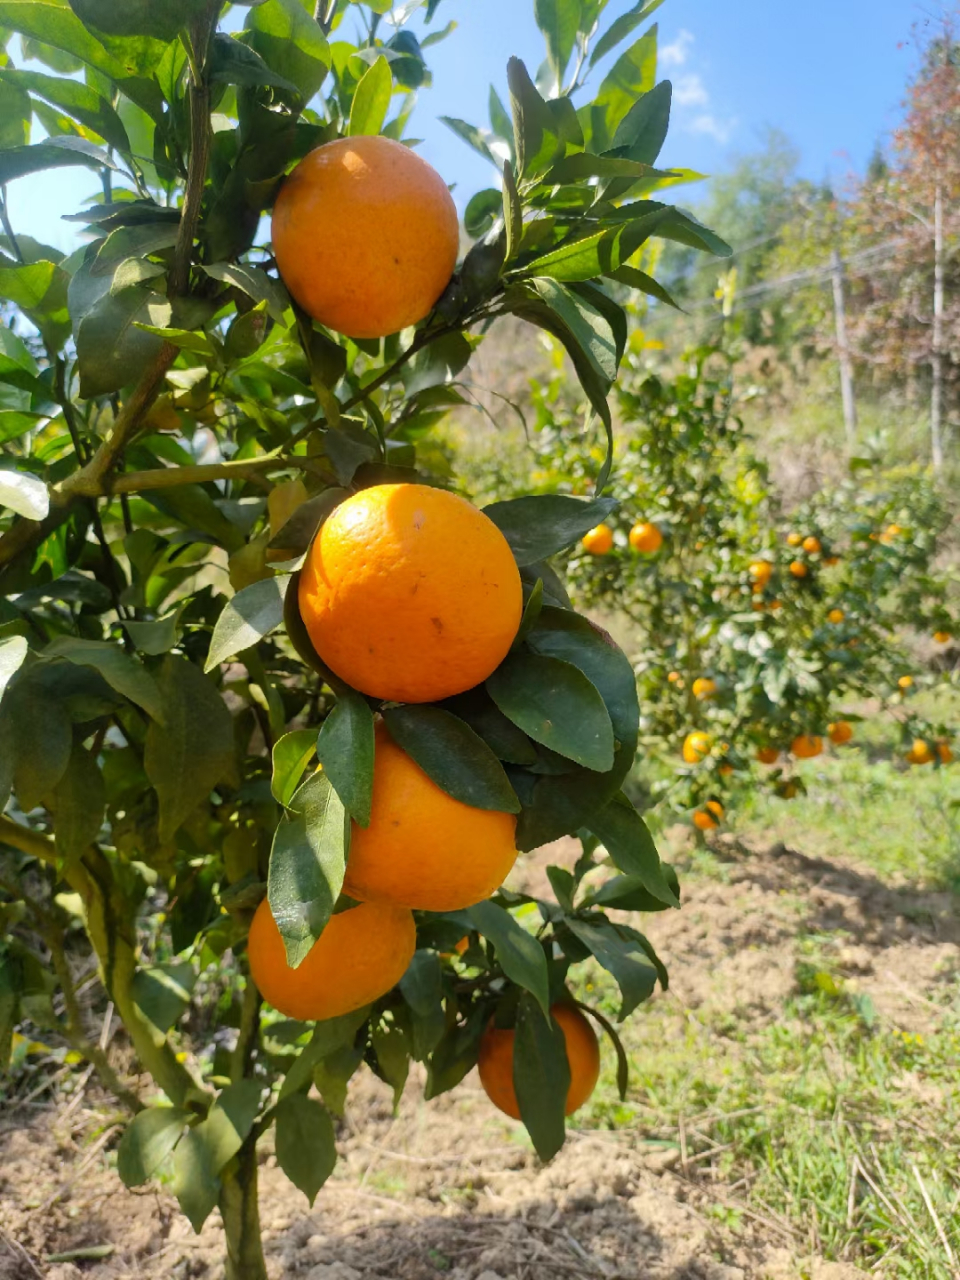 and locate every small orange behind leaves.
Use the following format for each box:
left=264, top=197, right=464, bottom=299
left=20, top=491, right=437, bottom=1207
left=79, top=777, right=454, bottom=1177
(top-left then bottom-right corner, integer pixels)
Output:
left=682, top=731, right=712, bottom=764
left=880, top=523, right=903, bottom=544
left=828, top=721, right=853, bottom=745
left=478, top=1004, right=600, bottom=1120
left=718, top=763, right=734, bottom=776
left=789, top=561, right=808, bottom=579
left=898, top=675, right=914, bottom=691
left=792, top=734, right=823, bottom=760
left=770, top=599, right=784, bottom=611
left=667, top=671, right=681, bottom=684
left=582, top=524, right=614, bottom=555
left=248, top=898, right=415, bottom=1022
left=693, top=800, right=724, bottom=831
left=692, top=677, right=717, bottom=700
left=934, top=631, right=951, bottom=644
left=629, top=521, right=663, bottom=554
left=937, top=742, right=953, bottom=764
left=906, top=739, right=934, bottom=765
left=749, top=560, right=773, bottom=584
left=756, top=746, right=779, bottom=765
left=802, top=536, right=821, bottom=554
left=786, top=532, right=802, bottom=547
left=828, top=609, right=845, bottom=624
